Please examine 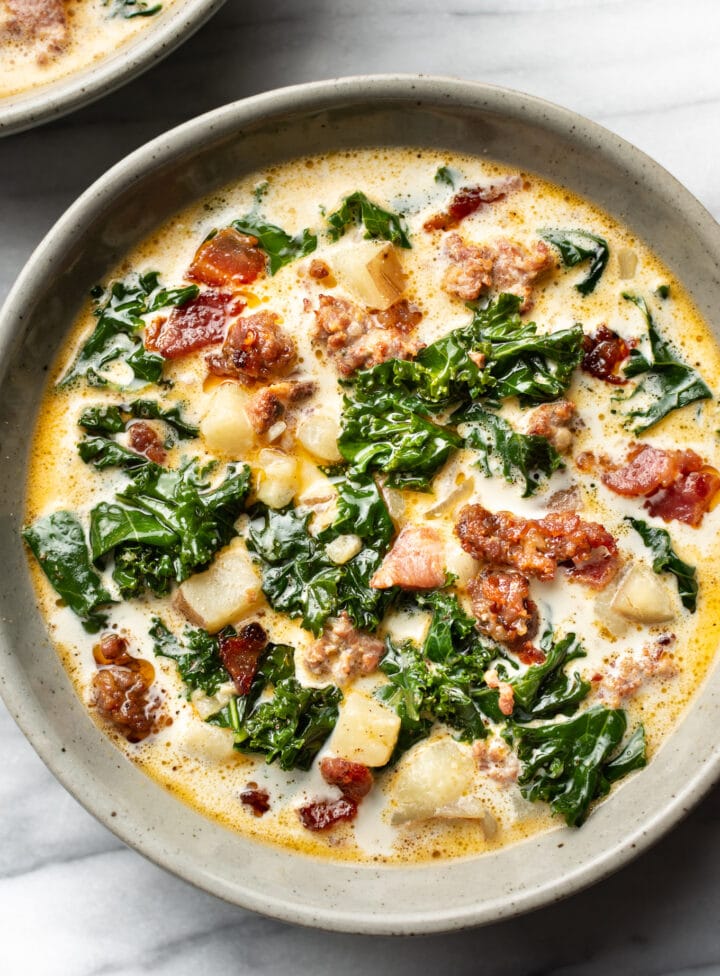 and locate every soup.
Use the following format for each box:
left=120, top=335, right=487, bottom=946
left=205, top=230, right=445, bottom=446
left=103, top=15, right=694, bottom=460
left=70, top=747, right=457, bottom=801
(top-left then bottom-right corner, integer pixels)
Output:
left=23, top=147, right=720, bottom=863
